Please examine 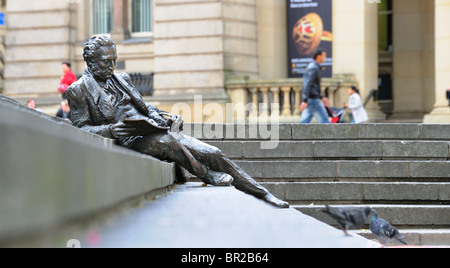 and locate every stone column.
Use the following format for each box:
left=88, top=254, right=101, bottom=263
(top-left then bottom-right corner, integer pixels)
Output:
left=226, top=79, right=249, bottom=123
left=259, top=87, right=269, bottom=118
left=391, top=0, right=435, bottom=121
left=293, top=86, right=302, bottom=116
left=110, top=0, right=130, bottom=42
left=424, top=0, right=450, bottom=123
left=281, top=87, right=292, bottom=117
left=249, top=88, right=259, bottom=119
left=333, top=0, right=385, bottom=122
left=270, top=87, right=281, bottom=117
